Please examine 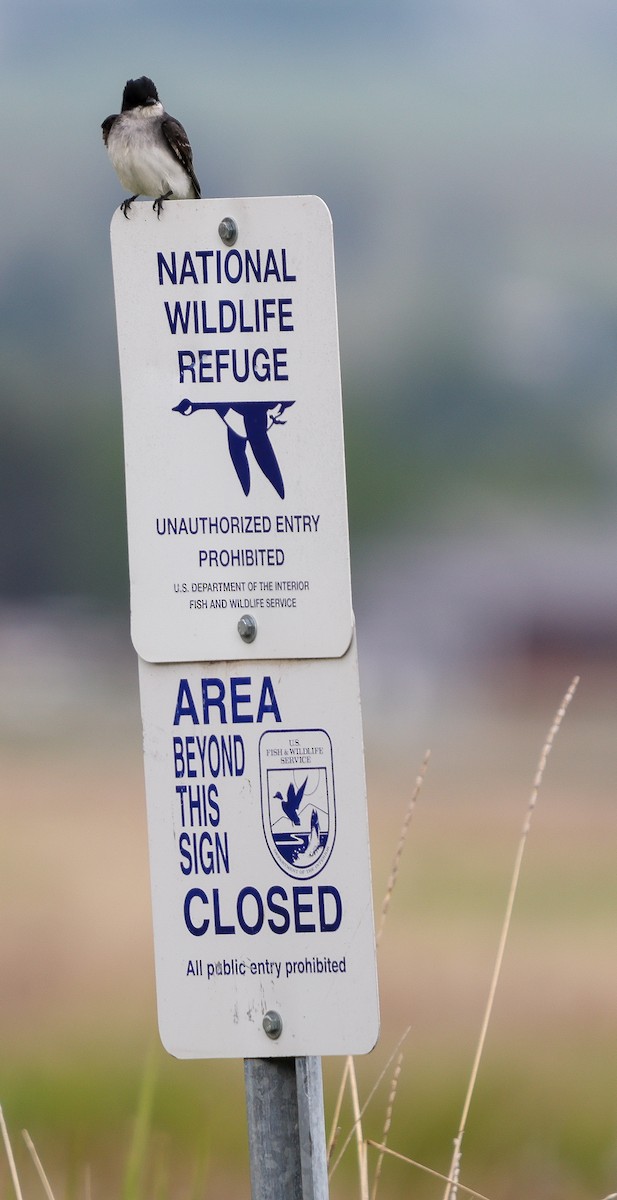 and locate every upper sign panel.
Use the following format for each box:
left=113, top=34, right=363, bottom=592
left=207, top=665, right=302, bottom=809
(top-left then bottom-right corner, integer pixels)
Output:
left=111, top=196, right=353, bottom=663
